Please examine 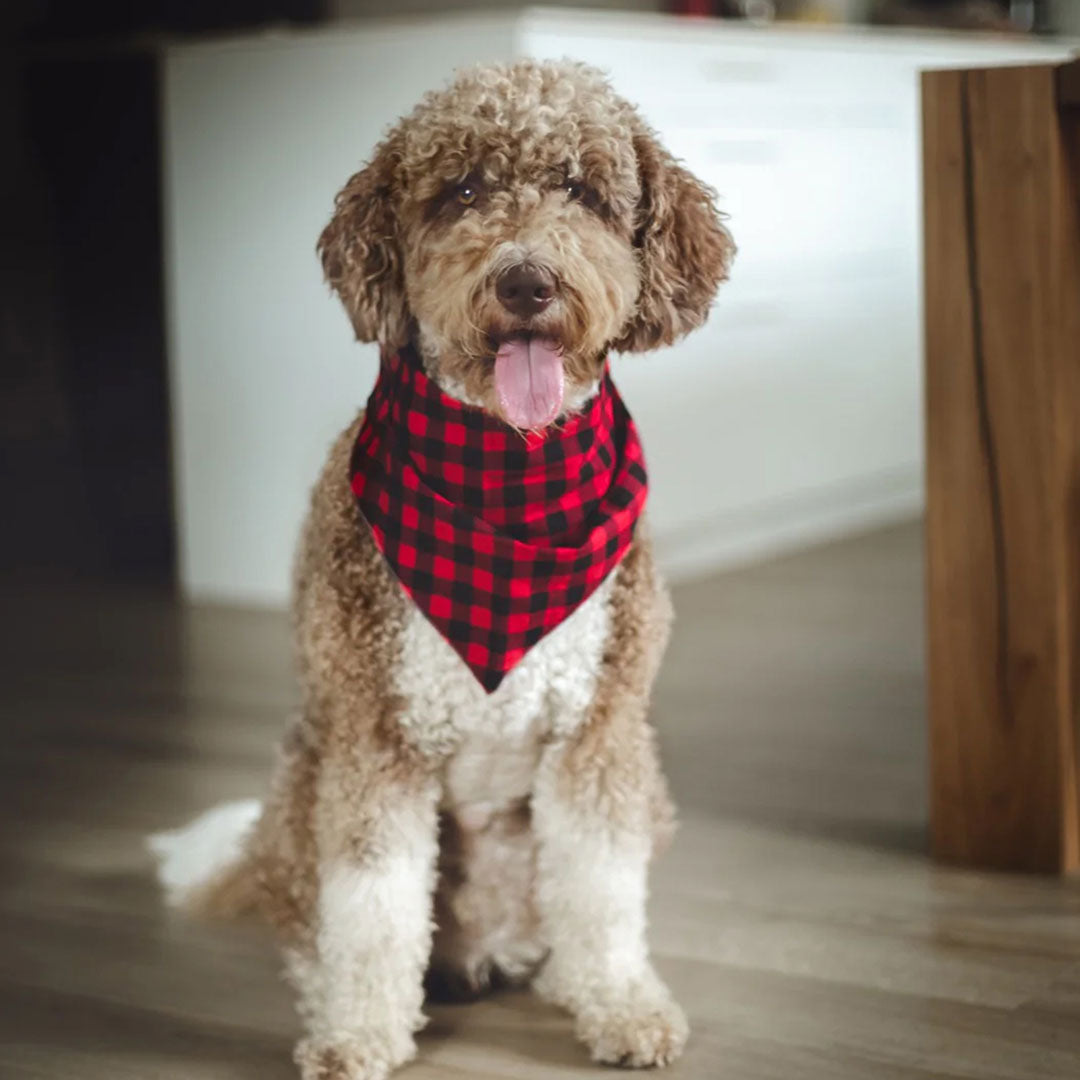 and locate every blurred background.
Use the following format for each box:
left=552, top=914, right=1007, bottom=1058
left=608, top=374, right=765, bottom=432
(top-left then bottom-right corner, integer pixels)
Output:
left=4, top=5, right=1080, bottom=1080
left=2, top=0, right=1077, bottom=597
